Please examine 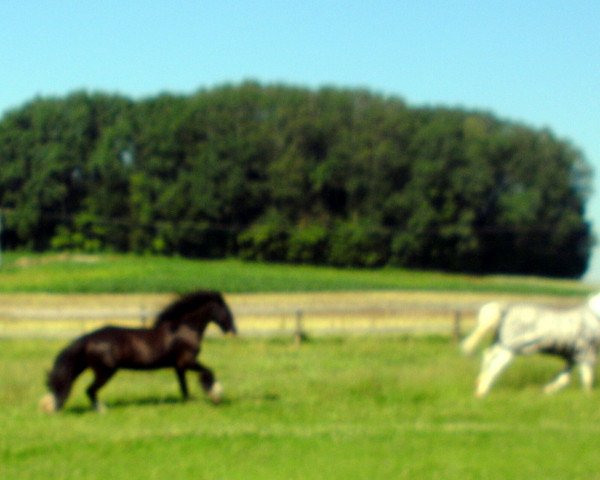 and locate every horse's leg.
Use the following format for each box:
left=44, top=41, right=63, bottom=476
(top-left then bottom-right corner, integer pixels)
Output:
left=475, top=344, right=514, bottom=397
left=175, top=349, right=222, bottom=403
left=543, top=362, right=573, bottom=394
left=190, top=362, right=222, bottom=404
left=175, top=368, right=190, bottom=400
left=86, top=367, right=116, bottom=412
left=476, top=345, right=499, bottom=387
left=579, top=362, right=595, bottom=392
